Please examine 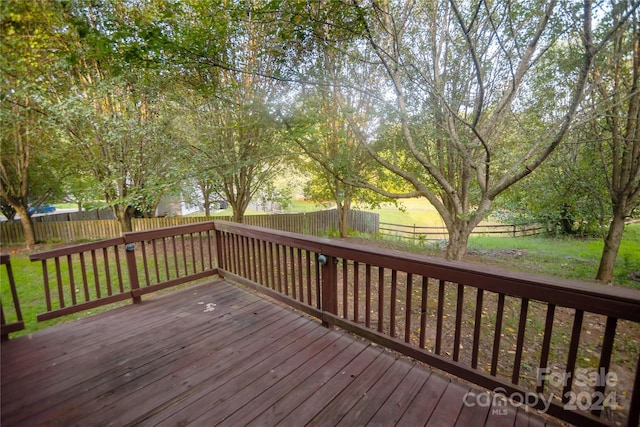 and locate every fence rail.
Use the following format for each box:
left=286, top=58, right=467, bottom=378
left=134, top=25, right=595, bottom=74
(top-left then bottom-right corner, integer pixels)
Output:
left=0, top=209, right=379, bottom=245
left=379, top=221, right=546, bottom=242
